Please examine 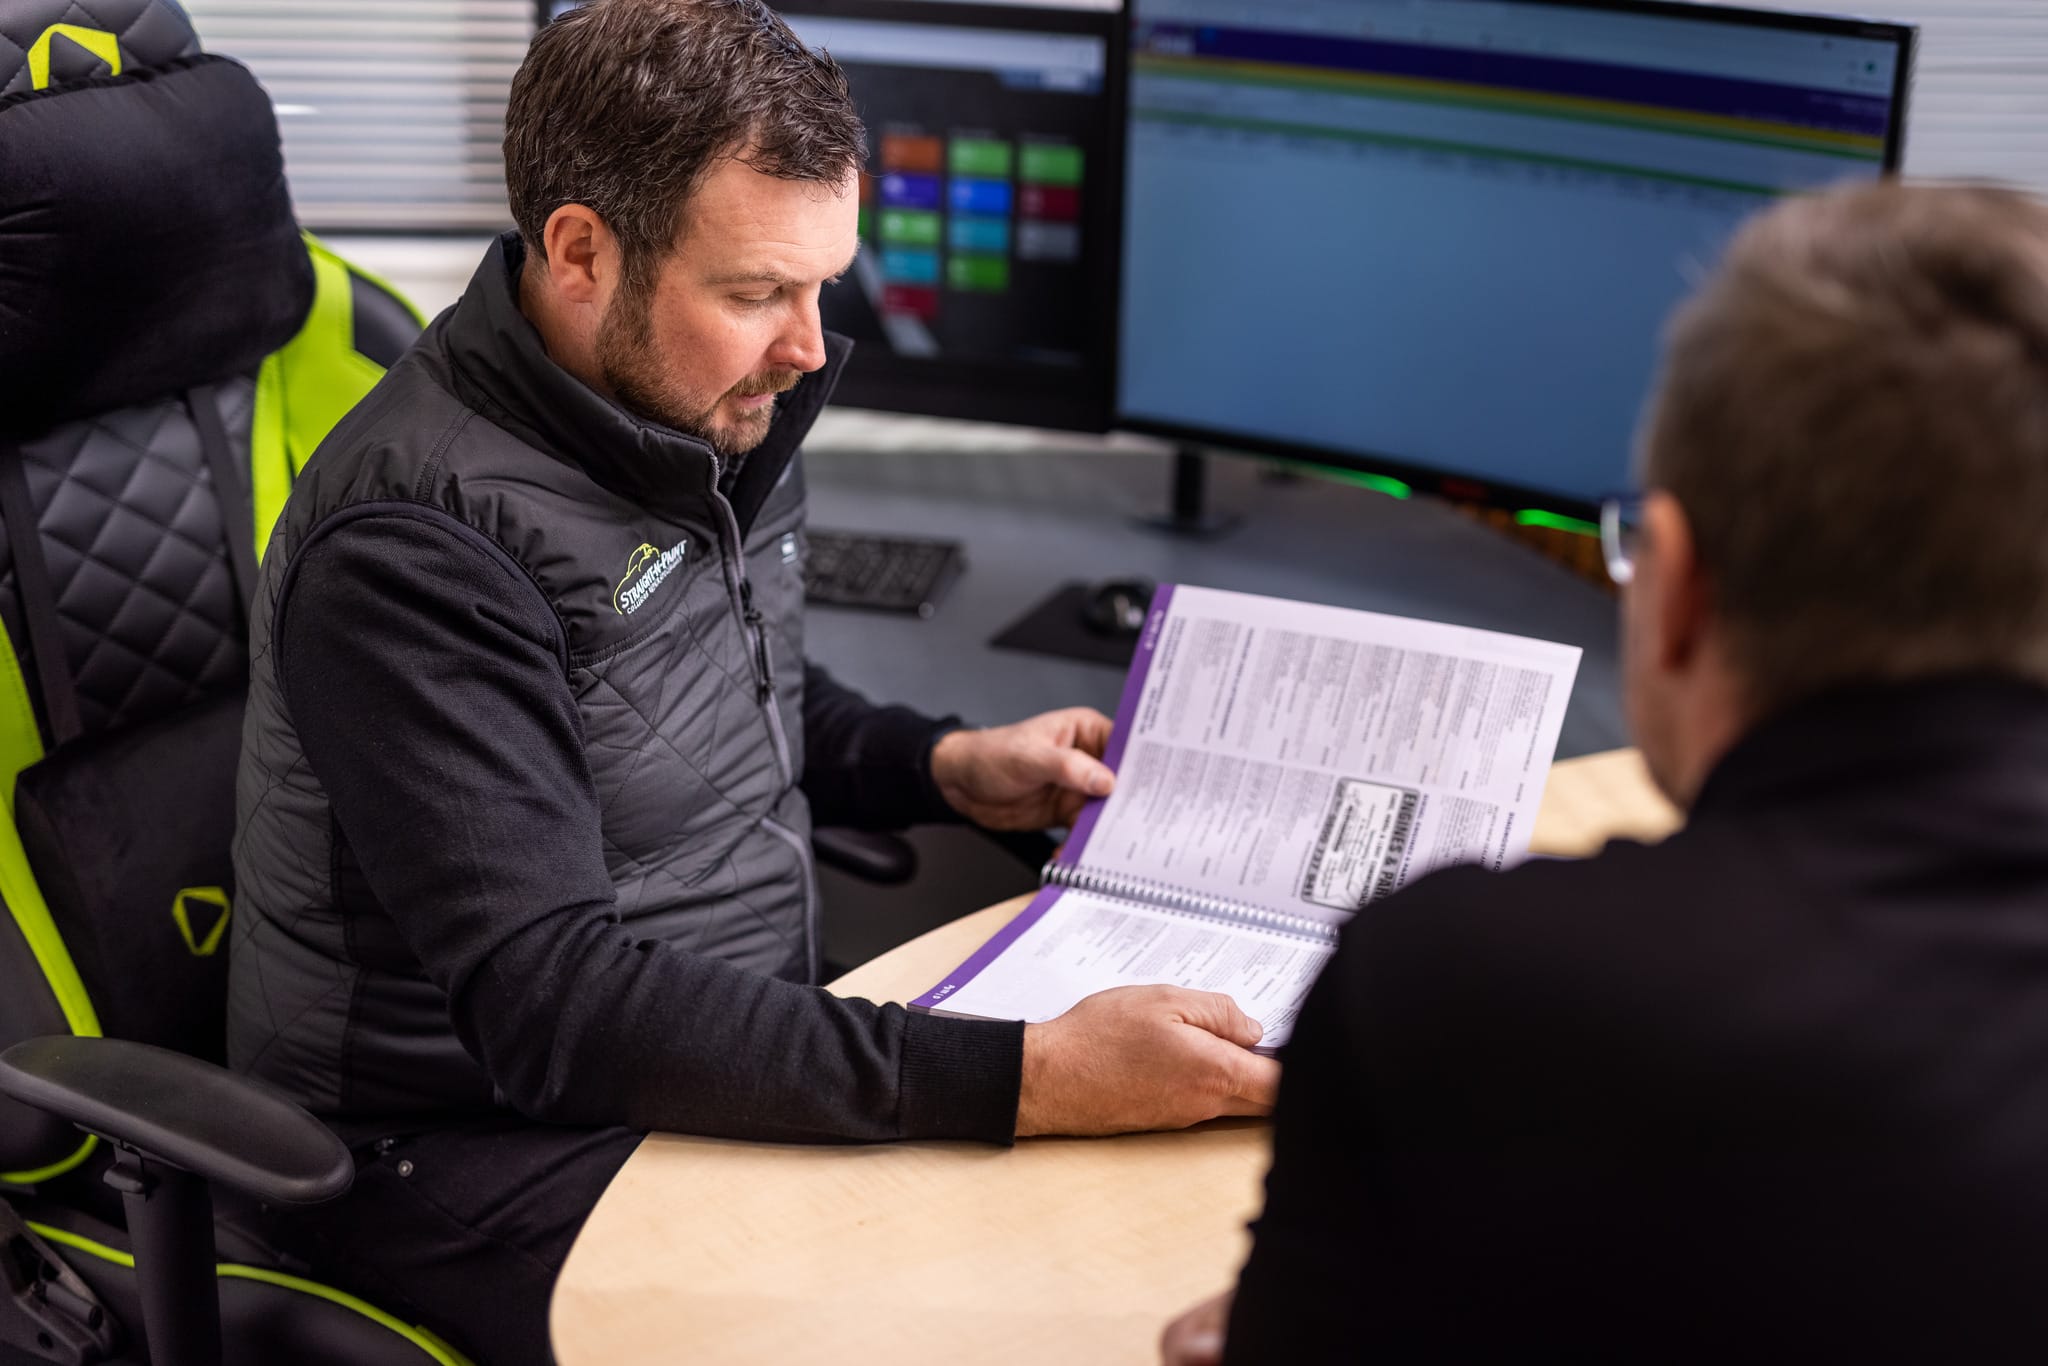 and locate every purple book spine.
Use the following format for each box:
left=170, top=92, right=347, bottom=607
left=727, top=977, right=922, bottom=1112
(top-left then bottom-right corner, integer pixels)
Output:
left=1061, top=582, right=1176, bottom=866
left=909, top=886, right=1066, bottom=1010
